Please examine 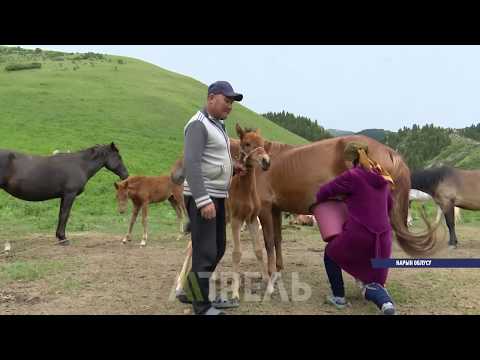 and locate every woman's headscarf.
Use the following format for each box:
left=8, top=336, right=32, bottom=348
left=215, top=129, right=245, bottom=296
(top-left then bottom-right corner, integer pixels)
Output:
left=344, top=141, right=395, bottom=188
